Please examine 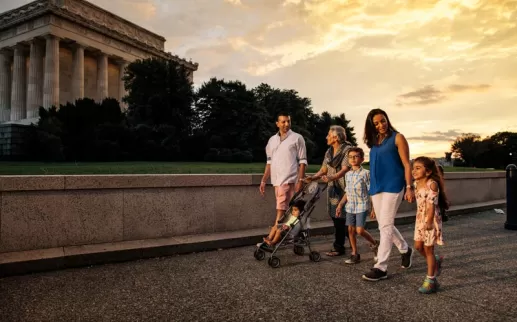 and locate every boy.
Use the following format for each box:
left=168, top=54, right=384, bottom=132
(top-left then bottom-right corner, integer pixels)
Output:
left=336, top=147, right=379, bottom=264
left=263, top=199, right=306, bottom=247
